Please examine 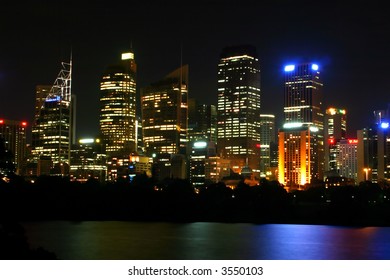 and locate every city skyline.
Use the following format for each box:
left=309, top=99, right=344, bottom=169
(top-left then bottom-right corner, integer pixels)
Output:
left=1, top=1, right=389, bottom=139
